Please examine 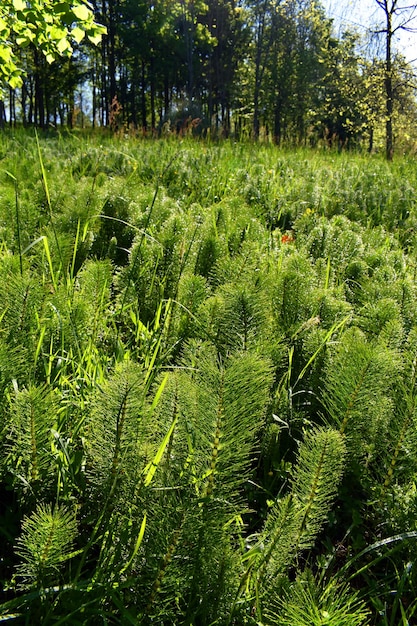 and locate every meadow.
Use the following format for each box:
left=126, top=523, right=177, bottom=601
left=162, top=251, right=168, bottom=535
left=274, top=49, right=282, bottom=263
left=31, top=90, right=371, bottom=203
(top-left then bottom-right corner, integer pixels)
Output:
left=1, top=130, right=417, bottom=624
